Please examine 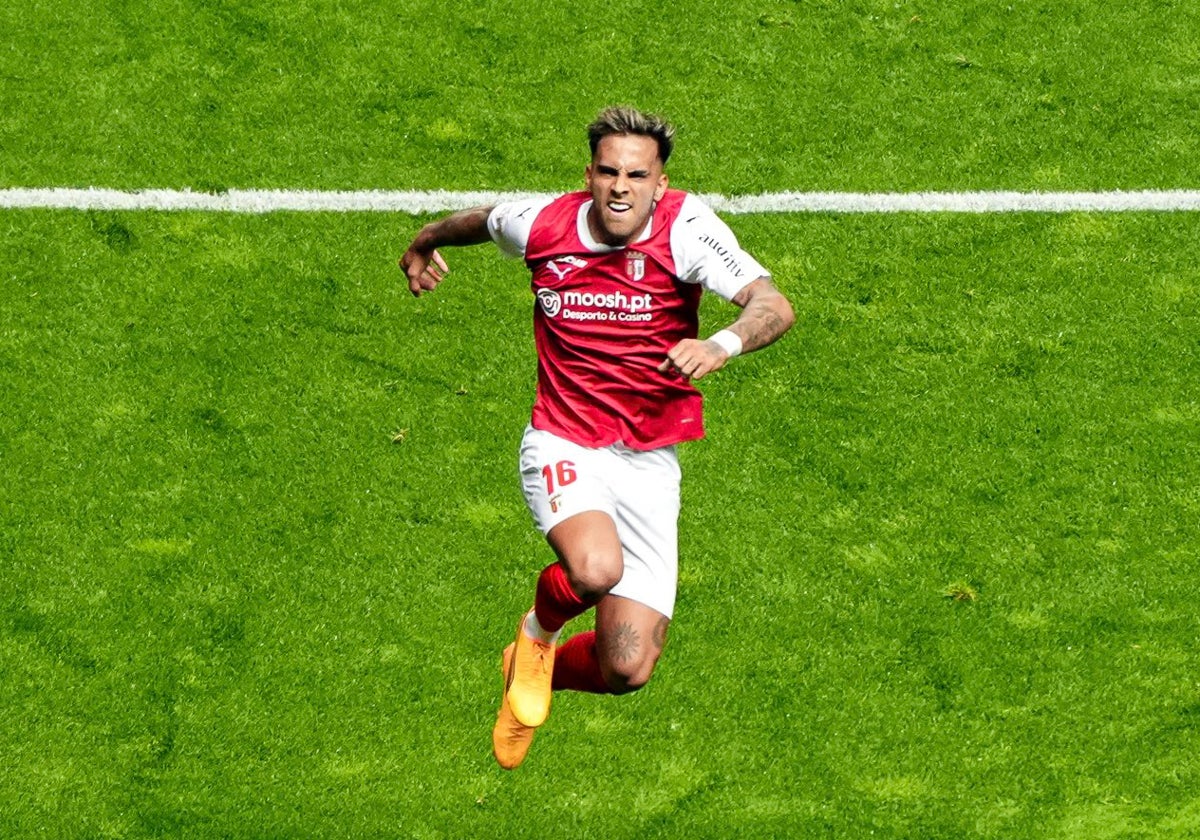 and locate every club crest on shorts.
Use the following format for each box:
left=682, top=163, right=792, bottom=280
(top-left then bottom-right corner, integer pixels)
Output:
left=625, top=251, right=646, bottom=282
left=549, top=493, right=563, bottom=513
